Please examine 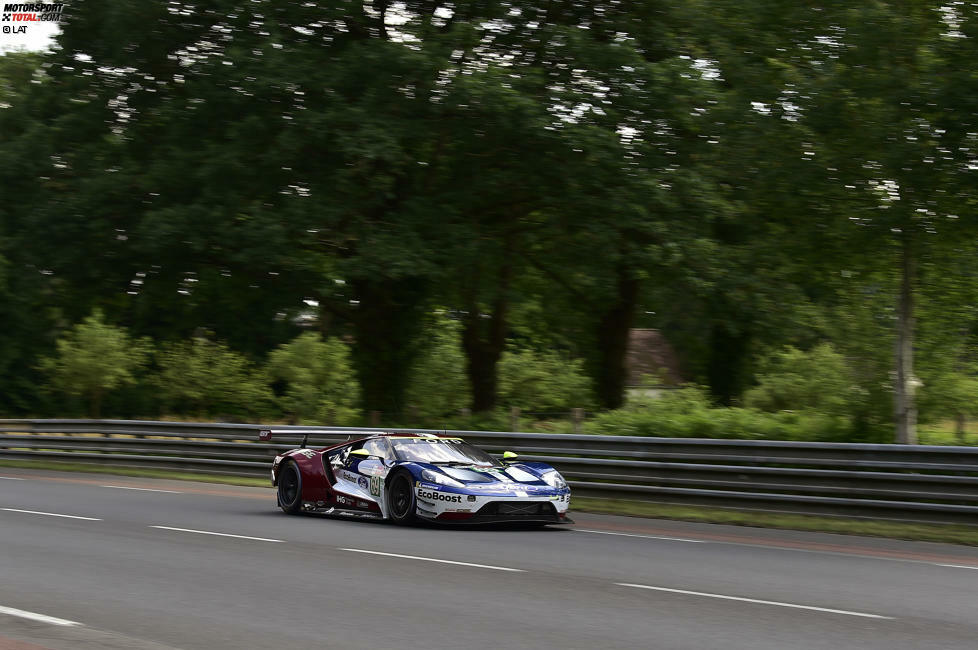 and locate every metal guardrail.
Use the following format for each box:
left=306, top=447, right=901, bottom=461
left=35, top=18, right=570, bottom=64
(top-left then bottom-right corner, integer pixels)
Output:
left=1, top=419, right=977, bottom=525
